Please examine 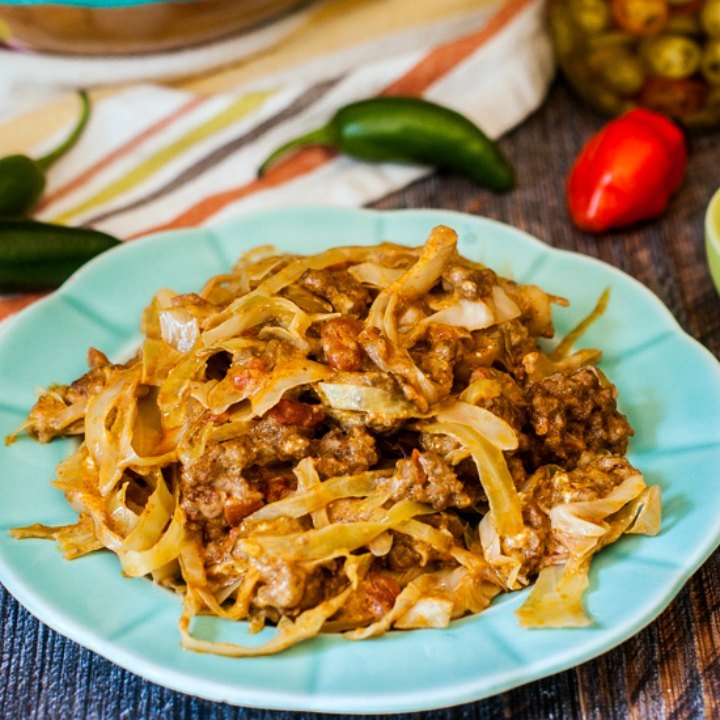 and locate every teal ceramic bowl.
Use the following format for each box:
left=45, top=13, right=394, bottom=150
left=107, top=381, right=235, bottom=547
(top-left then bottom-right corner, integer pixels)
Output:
left=706, top=188, right=720, bottom=296
left=1, top=207, right=719, bottom=713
